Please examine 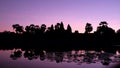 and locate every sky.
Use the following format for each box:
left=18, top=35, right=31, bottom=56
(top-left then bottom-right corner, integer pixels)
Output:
left=0, top=0, right=120, bottom=33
